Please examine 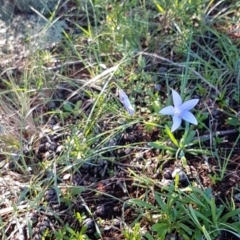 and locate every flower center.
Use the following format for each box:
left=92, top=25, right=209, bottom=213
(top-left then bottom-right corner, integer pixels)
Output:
left=174, top=107, right=181, bottom=116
